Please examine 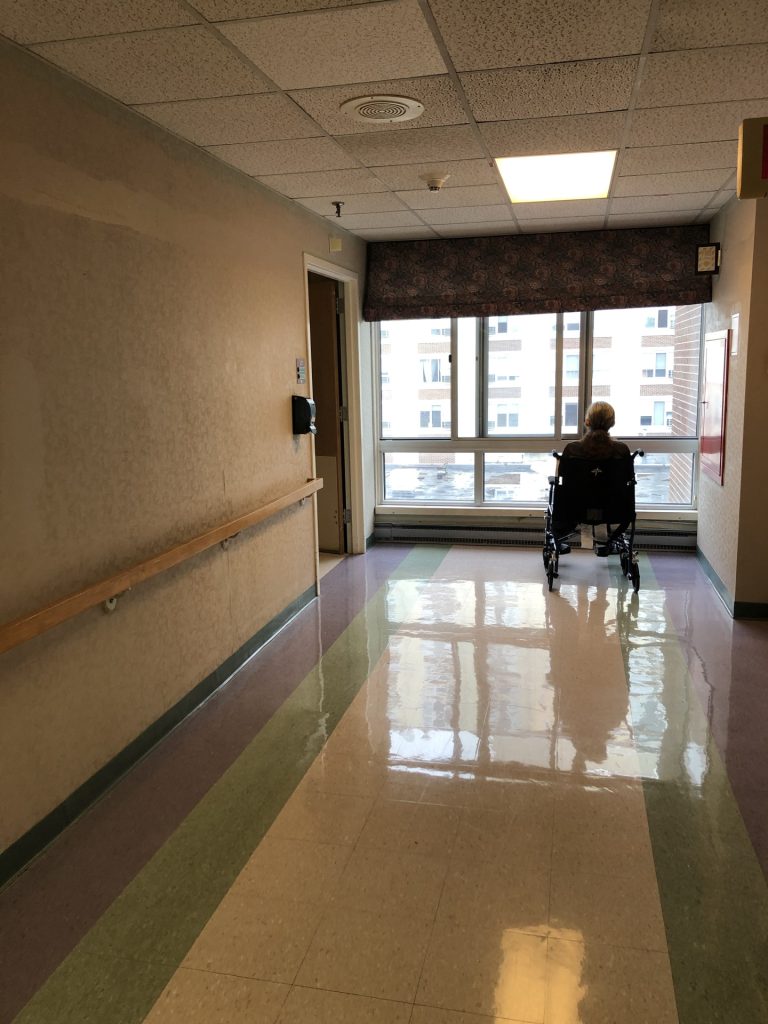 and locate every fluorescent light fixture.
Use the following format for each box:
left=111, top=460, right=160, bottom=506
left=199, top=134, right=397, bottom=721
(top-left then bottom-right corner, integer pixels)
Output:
left=496, top=150, right=617, bottom=203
